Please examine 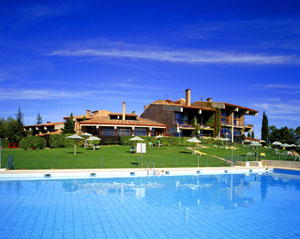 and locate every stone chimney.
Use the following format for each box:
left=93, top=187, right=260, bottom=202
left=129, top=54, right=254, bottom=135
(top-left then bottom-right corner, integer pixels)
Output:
left=185, top=89, right=191, bottom=106
left=132, top=111, right=136, bottom=114
left=207, top=98, right=212, bottom=102
left=122, top=102, right=126, bottom=120
left=86, top=110, right=91, bottom=117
